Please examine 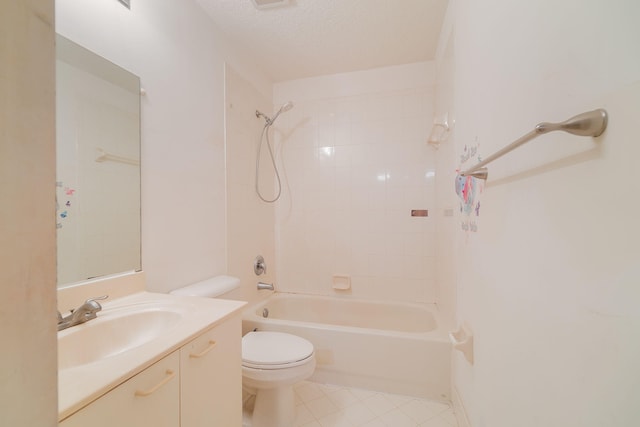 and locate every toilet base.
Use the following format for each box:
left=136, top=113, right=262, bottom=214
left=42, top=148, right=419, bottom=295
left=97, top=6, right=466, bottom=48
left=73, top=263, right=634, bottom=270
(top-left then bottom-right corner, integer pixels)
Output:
left=251, top=385, right=295, bottom=427
left=242, top=391, right=255, bottom=427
